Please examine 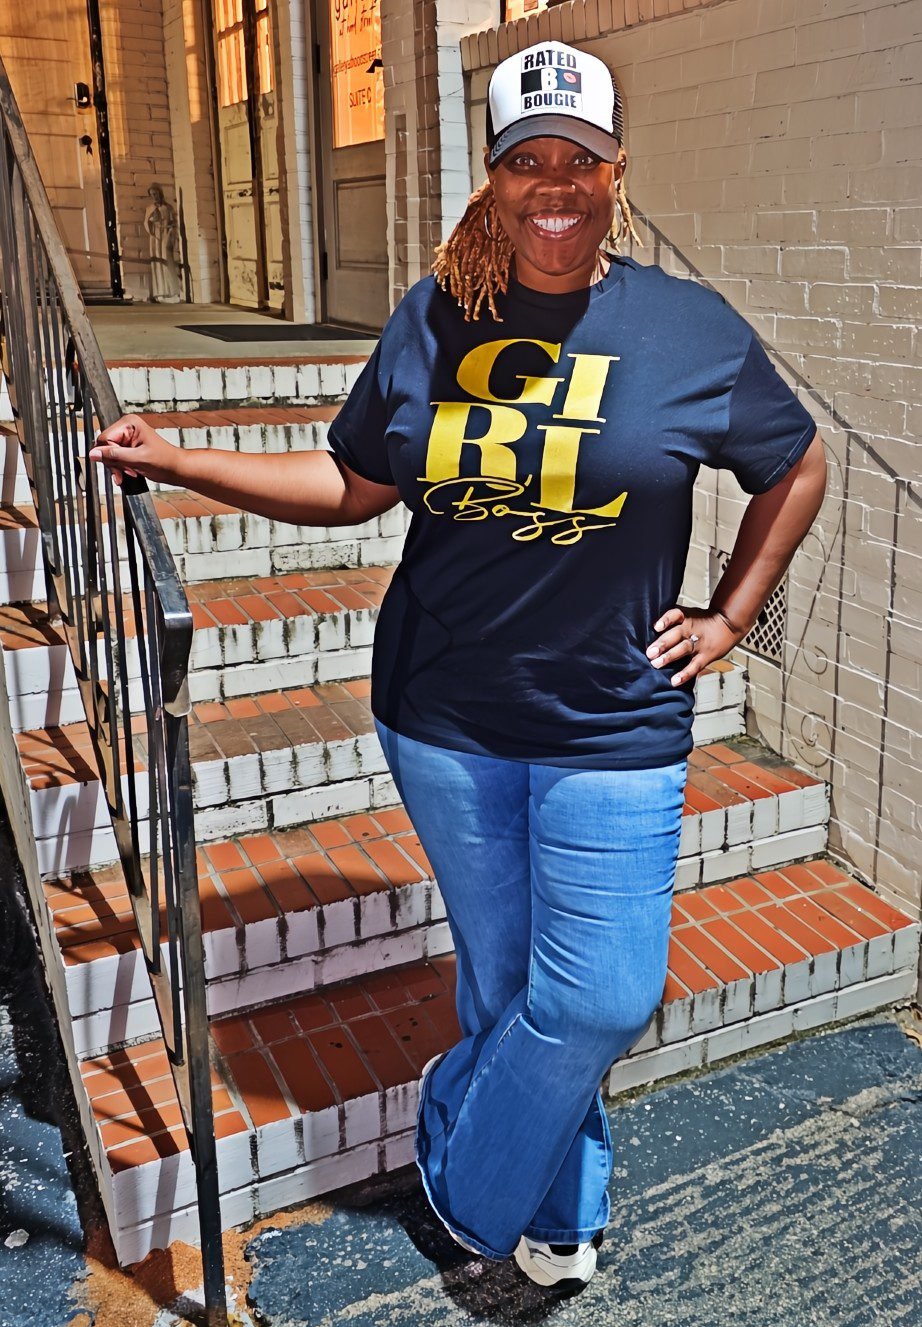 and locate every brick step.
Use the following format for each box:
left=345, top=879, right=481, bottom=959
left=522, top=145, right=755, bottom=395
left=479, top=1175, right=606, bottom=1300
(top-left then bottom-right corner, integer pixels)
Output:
left=0, top=567, right=393, bottom=730
left=17, top=679, right=389, bottom=875
left=107, top=354, right=371, bottom=413
left=72, top=860, right=920, bottom=1265
left=18, top=671, right=800, bottom=876
left=0, top=408, right=342, bottom=507
left=0, top=583, right=746, bottom=740
left=40, top=737, right=829, bottom=1055
left=141, top=405, right=340, bottom=468
left=0, top=496, right=409, bottom=602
